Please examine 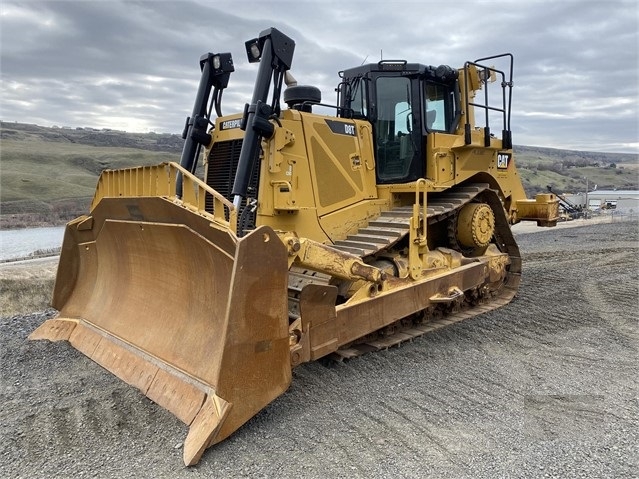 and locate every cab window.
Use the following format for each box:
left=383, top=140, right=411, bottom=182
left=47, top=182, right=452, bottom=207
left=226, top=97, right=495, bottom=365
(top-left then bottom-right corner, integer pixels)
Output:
left=424, top=82, right=454, bottom=132
left=375, top=76, right=415, bottom=181
left=349, top=78, right=368, bottom=118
